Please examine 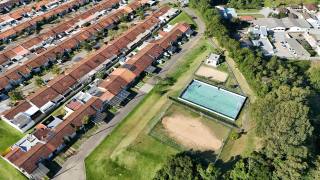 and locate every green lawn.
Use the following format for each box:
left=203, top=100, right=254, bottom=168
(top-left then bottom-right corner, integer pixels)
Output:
left=0, top=158, right=26, bottom=180
left=0, top=120, right=23, bottom=152
left=85, top=38, right=213, bottom=180
left=0, top=120, right=25, bottom=180
left=169, top=11, right=197, bottom=29
left=236, top=9, right=260, bottom=13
